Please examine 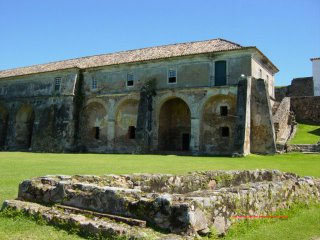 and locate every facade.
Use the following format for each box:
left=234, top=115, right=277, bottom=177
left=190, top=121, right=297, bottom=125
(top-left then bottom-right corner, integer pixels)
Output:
left=0, top=38, right=278, bottom=155
left=311, top=57, right=320, bottom=96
